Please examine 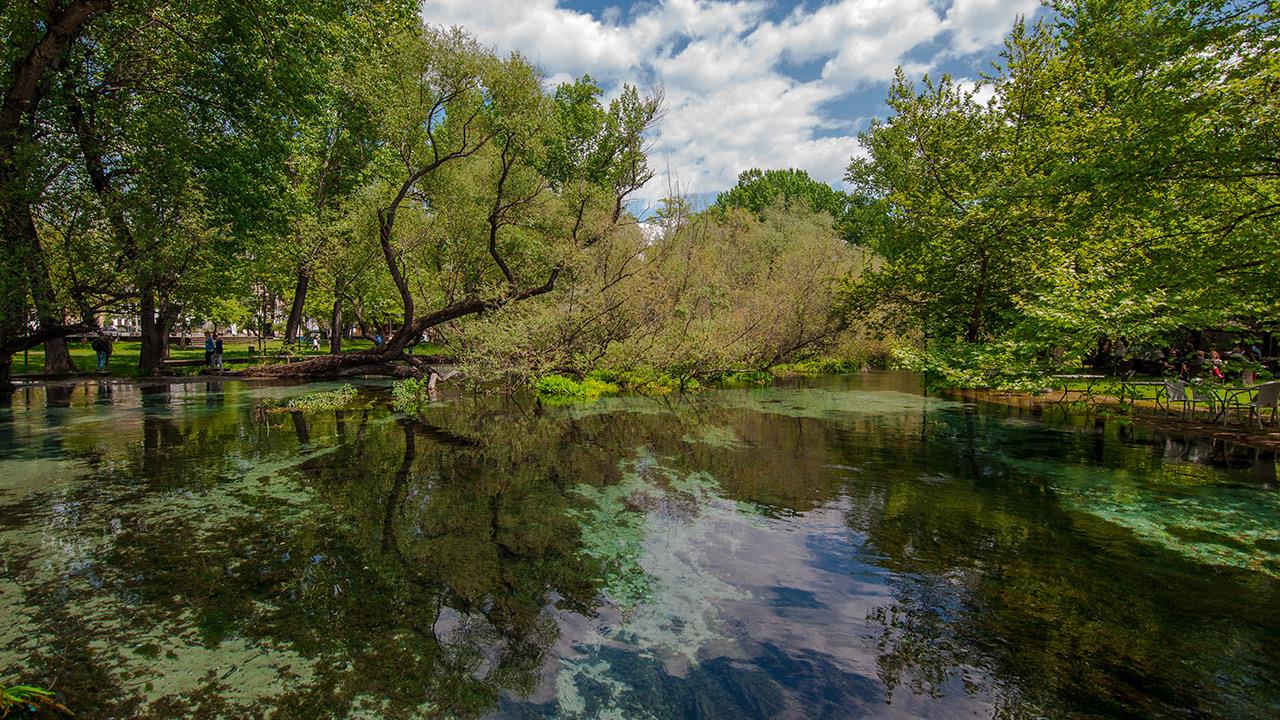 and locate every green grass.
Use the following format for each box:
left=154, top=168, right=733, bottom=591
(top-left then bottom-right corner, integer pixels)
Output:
left=1053, top=375, right=1270, bottom=402
left=1054, top=377, right=1166, bottom=401
left=12, top=338, right=395, bottom=377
